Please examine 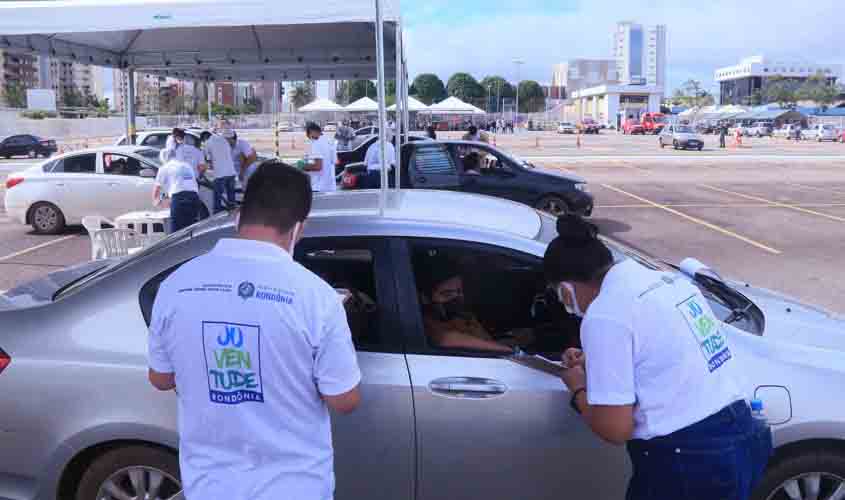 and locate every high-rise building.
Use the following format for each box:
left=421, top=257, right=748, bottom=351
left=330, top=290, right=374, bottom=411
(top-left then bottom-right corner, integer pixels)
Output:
left=716, top=55, right=842, bottom=105
left=0, top=49, right=40, bottom=106
left=551, top=59, right=618, bottom=98
left=613, top=22, right=666, bottom=89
